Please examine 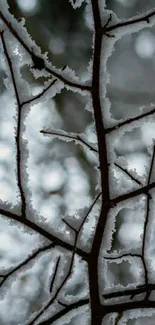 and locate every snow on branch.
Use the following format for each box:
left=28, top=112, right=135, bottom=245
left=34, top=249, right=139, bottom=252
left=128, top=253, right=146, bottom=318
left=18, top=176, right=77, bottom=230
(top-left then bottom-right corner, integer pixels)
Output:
left=0, top=243, right=54, bottom=291
left=40, top=128, right=98, bottom=153
left=27, top=192, right=98, bottom=324
left=37, top=298, right=89, bottom=325
left=0, top=10, right=91, bottom=92
left=1, top=0, right=155, bottom=324
left=102, top=8, right=155, bottom=38
left=0, top=30, right=26, bottom=218
left=105, top=105, right=155, bottom=135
